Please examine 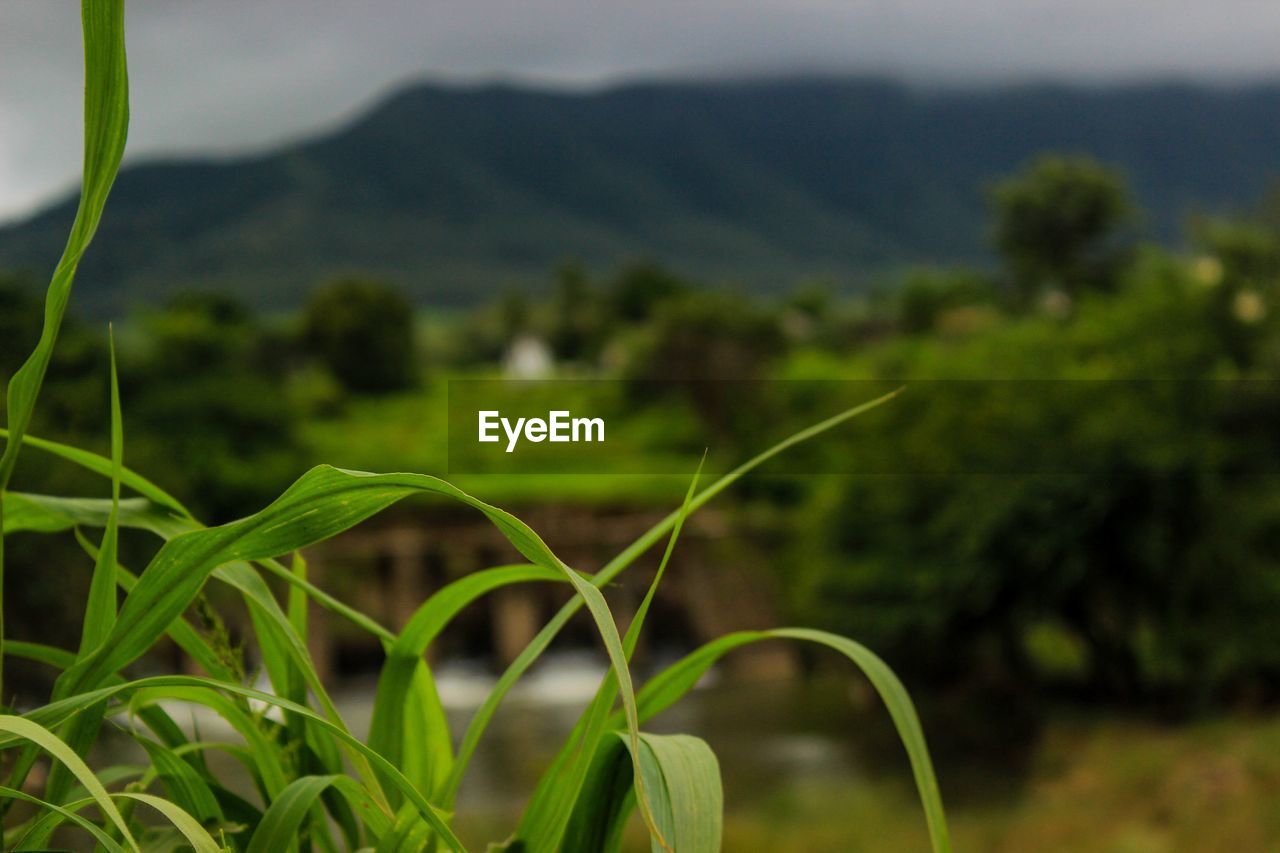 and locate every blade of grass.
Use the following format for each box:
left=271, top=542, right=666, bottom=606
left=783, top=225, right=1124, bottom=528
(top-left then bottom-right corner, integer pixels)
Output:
left=115, top=791, right=221, bottom=853
left=245, top=774, right=394, bottom=853
left=0, top=428, right=187, bottom=515
left=79, top=326, right=123, bottom=654
left=0, top=715, right=138, bottom=851
left=53, top=465, right=589, bottom=695
left=41, top=329, right=127, bottom=811
left=280, top=551, right=358, bottom=848
left=0, top=785, right=127, bottom=853
left=3, top=493, right=183, bottom=538
left=135, top=736, right=223, bottom=825
left=36, top=463, right=668, bottom=845
left=13, top=487, right=394, bottom=818
left=563, top=733, right=722, bottom=853
left=72, top=528, right=237, bottom=682
left=14, top=674, right=465, bottom=852
left=611, top=627, right=952, bottom=853
left=368, top=564, right=564, bottom=800
left=514, top=458, right=703, bottom=851
left=0, top=0, right=130, bottom=705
